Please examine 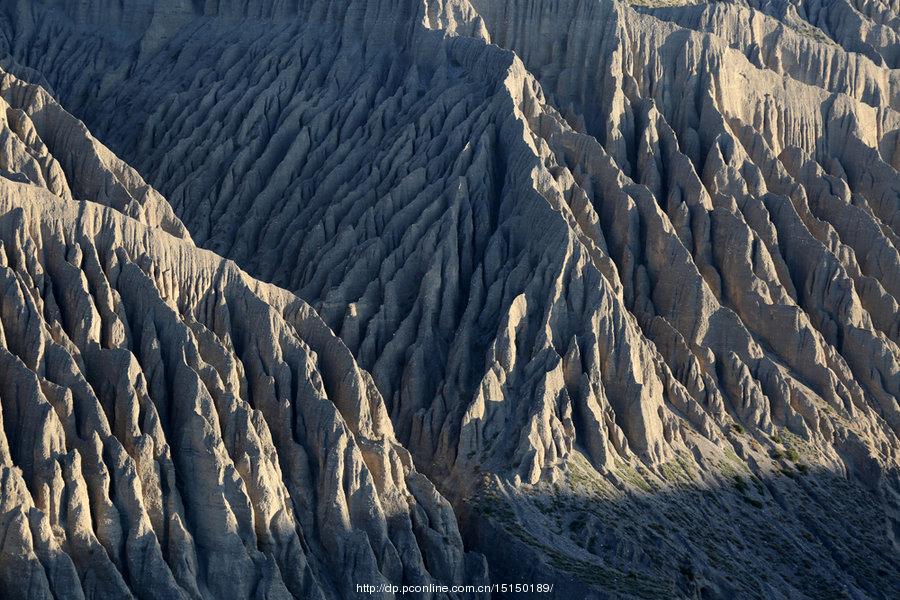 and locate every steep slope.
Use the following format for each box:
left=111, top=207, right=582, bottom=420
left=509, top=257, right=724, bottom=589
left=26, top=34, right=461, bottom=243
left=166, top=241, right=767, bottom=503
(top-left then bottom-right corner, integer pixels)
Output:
left=0, top=65, right=484, bottom=600
left=0, top=0, right=899, bottom=597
